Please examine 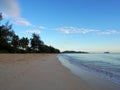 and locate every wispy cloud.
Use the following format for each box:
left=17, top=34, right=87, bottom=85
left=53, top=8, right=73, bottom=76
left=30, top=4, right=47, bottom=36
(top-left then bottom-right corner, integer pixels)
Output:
left=57, top=27, right=120, bottom=35
left=99, top=30, right=120, bottom=35
left=13, top=18, right=32, bottom=26
left=0, top=0, right=32, bottom=26
left=39, top=26, right=46, bottom=29
left=25, top=26, right=46, bottom=35
left=26, top=30, right=41, bottom=34
left=57, top=27, right=99, bottom=34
